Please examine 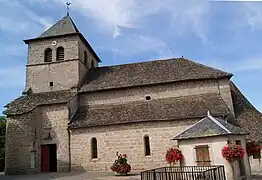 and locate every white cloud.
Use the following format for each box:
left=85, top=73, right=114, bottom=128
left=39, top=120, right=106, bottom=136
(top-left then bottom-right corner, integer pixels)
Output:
left=38, top=0, right=210, bottom=42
